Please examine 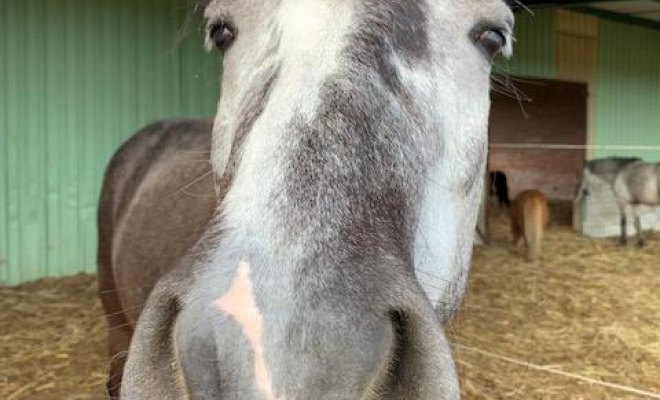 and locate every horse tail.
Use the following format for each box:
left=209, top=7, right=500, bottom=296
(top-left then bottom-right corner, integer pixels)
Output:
left=523, top=192, right=548, bottom=261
